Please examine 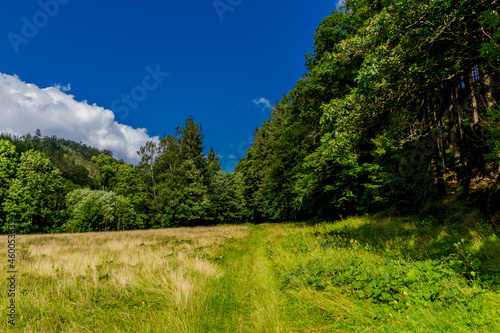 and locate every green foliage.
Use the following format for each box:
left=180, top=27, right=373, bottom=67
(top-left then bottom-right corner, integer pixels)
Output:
left=136, top=140, right=162, bottom=227
left=177, top=116, right=206, bottom=171
left=269, top=216, right=500, bottom=331
left=0, top=133, right=103, bottom=189
left=209, top=171, right=248, bottom=224
left=237, top=0, right=500, bottom=220
left=65, top=188, right=139, bottom=232
left=483, top=107, right=500, bottom=163
left=283, top=255, right=477, bottom=310
left=2, top=150, right=64, bottom=233
left=158, top=159, right=211, bottom=227
left=0, top=116, right=241, bottom=232
left=145, top=116, right=245, bottom=227
left=92, top=154, right=120, bottom=190
left=0, top=140, right=19, bottom=223
left=480, top=9, right=500, bottom=63
left=3, top=0, right=500, bottom=231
